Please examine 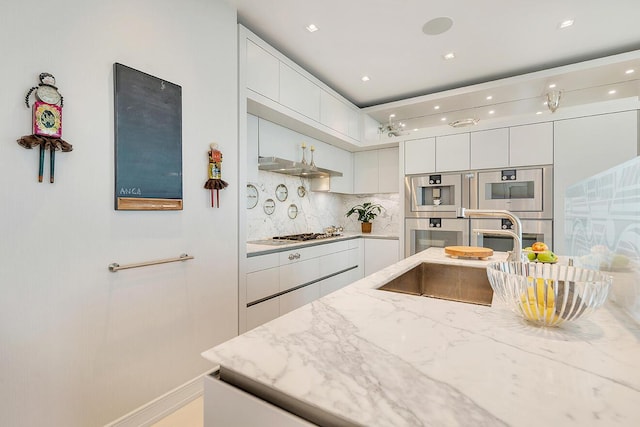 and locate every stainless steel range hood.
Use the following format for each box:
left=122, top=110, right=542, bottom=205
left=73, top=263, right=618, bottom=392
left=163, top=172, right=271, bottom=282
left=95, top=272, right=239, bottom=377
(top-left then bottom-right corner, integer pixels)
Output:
left=258, top=156, right=343, bottom=179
